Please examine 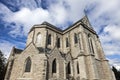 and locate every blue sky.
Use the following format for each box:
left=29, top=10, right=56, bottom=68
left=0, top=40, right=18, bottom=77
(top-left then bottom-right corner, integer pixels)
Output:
left=0, top=0, right=120, bottom=69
